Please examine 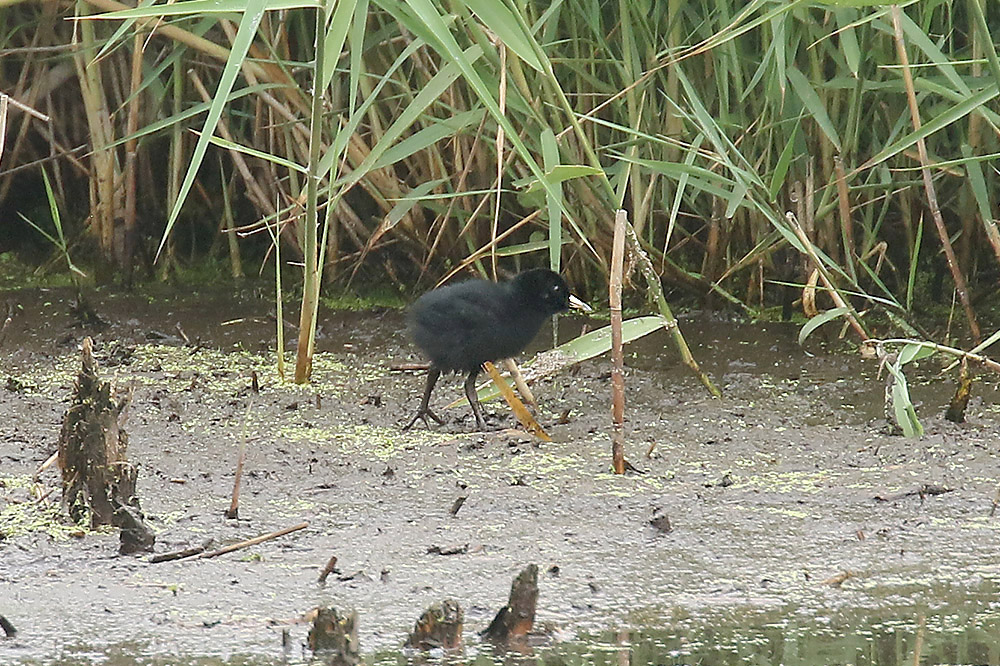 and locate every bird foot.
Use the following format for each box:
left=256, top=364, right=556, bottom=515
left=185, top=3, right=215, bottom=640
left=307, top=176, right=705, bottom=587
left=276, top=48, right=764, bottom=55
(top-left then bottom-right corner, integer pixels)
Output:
left=402, top=408, right=446, bottom=431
